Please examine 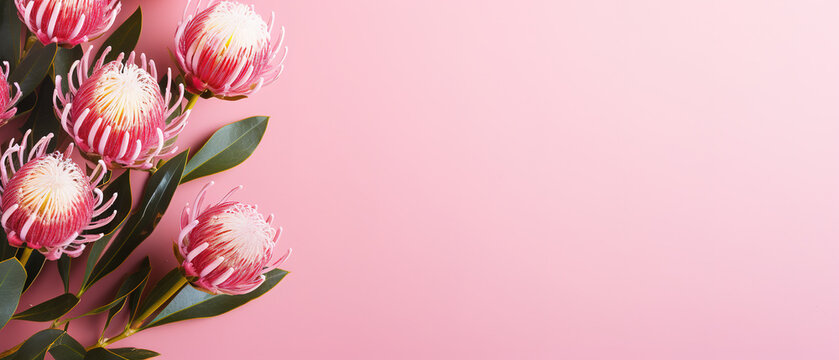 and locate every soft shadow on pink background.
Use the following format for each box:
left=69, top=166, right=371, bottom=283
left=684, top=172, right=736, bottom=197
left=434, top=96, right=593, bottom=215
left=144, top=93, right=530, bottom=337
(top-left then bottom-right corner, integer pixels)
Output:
left=4, top=0, right=839, bottom=359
